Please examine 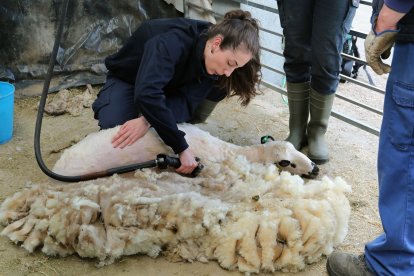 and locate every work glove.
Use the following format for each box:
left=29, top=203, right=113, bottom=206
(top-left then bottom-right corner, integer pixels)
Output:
left=364, top=29, right=397, bottom=75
